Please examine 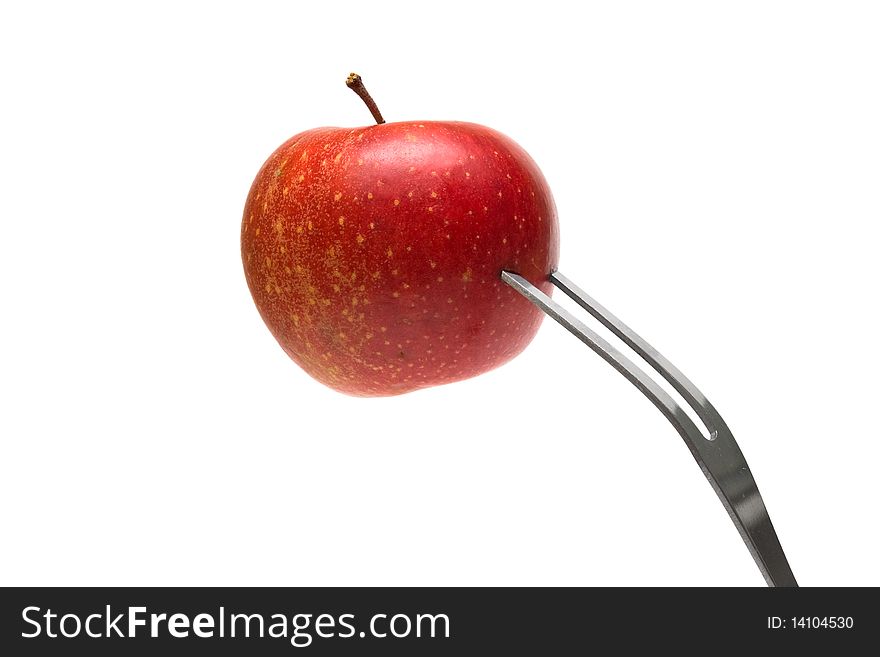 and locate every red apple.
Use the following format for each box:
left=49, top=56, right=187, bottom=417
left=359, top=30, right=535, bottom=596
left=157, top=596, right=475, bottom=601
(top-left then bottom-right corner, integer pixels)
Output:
left=241, top=75, right=559, bottom=396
